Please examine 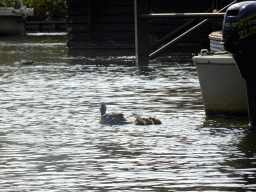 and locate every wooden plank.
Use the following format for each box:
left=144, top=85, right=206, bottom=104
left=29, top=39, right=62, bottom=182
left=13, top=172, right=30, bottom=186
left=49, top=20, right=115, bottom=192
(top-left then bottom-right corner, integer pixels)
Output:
left=26, top=22, right=67, bottom=32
